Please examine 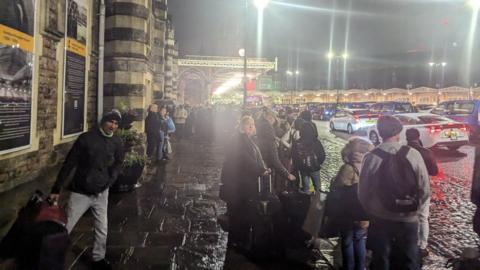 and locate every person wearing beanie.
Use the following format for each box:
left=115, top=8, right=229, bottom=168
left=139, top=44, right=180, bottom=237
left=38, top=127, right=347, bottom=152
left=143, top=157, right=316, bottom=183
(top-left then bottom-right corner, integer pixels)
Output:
left=359, top=115, right=430, bottom=270
left=406, top=128, right=438, bottom=259
left=49, top=110, right=124, bottom=270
